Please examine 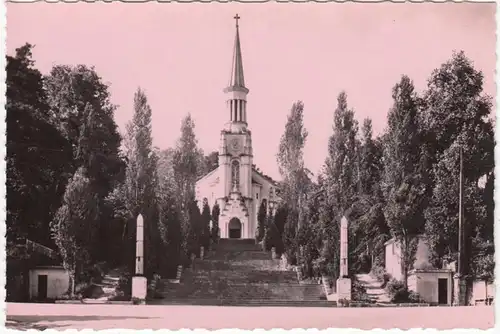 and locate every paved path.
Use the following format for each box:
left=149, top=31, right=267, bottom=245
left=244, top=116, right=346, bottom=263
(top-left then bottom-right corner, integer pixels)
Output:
left=5, top=303, right=495, bottom=330
left=356, top=273, right=391, bottom=303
